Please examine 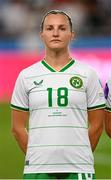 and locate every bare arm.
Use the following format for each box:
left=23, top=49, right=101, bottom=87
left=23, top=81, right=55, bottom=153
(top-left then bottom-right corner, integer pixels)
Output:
left=11, top=109, right=29, bottom=154
left=88, top=109, right=104, bottom=152
left=105, top=111, right=111, bottom=138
